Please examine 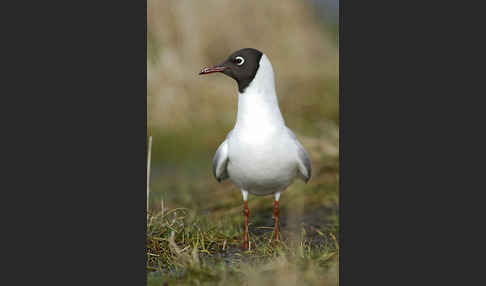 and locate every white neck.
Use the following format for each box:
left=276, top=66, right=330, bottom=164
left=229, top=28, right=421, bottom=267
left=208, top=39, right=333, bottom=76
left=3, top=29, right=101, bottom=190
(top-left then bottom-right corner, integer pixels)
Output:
left=235, top=54, right=285, bottom=131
